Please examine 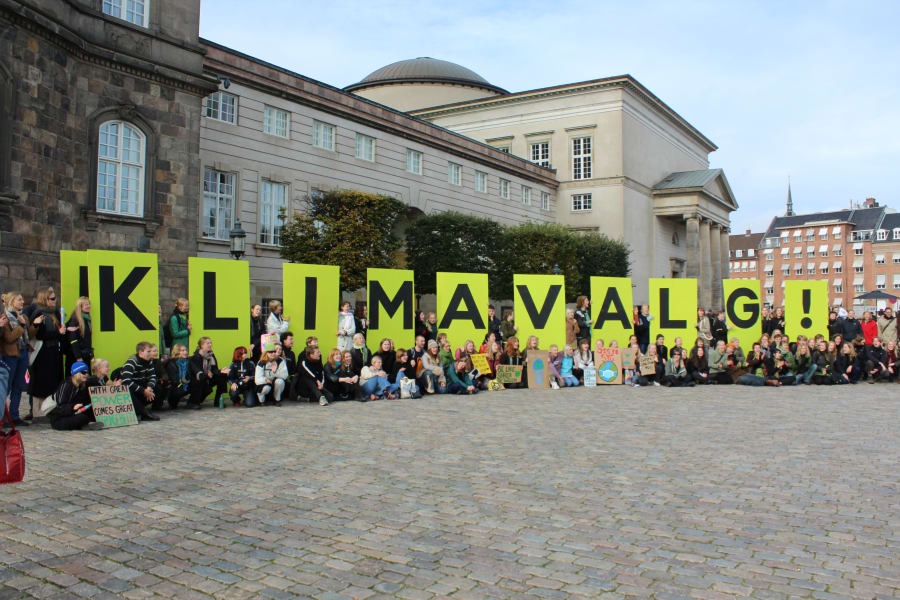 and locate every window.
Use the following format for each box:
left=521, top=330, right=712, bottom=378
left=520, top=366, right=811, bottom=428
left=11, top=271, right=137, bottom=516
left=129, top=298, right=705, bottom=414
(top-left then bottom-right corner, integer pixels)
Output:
left=851, top=231, right=872, bottom=241
left=833, top=262, right=843, bottom=274
left=807, top=246, right=815, bottom=257
left=821, top=265, right=829, bottom=274
left=876, top=275, right=886, bottom=290
left=894, top=228, right=900, bottom=240
left=807, top=263, right=815, bottom=275
left=834, top=282, right=843, bottom=293
left=793, top=231, right=802, bottom=240
left=765, top=250, right=773, bottom=261
left=97, top=121, right=145, bottom=216
left=571, top=193, right=592, bottom=211
left=102, top=0, right=148, bottom=27
left=833, top=226, right=841, bottom=239
left=530, top=142, right=550, bottom=167
left=202, top=168, right=235, bottom=240
left=780, top=231, right=789, bottom=239
left=355, top=134, right=375, bottom=161
left=781, top=265, right=790, bottom=275
left=735, top=249, right=743, bottom=258
left=794, top=265, right=803, bottom=275
left=313, top=121, right=335, bottom=150
left=854, top=265, right=864, bottom=274
left=894, top=274, right=900, bottom=289
left=855, top=284, right=864, bottom=293
left=780, top=247, right=789, bottom=256
left=572, top=137, right=592, bottom=180
left=854, top=245, right=864, bottom=256
left=875, top=254, right=886, bottom=265
left=448, top=163, right=462, bottom=186
left=405, top=149, right=422, bottom=175
left=834, top=246, right=843, bottom=257
left=494, top=146, right=510, bottom=153
left=893, top=254, right=900, bottom=265
left=793, top=247, right=802, bottom=255
left=820, top=245, right=828, bottom=257
left=263, top=106, right=289, bottom=138
left=541, top=192, right=551, bottom=211
left=806, top=229, right=814, bottom=241
left=474, top=171, right=487, bottom=193
left=205, top=92, right=236, bottom=124
left=259, top=181, right=287, bottom=246
left=877, top=229, right=888, bottom=241
left=819, top=228, right=828, bottom=240
left=521, top=186, right=531, bottom=206
left=747, top=249, right=755, bottom=257
left=499, top=179, right=510, bottom=199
